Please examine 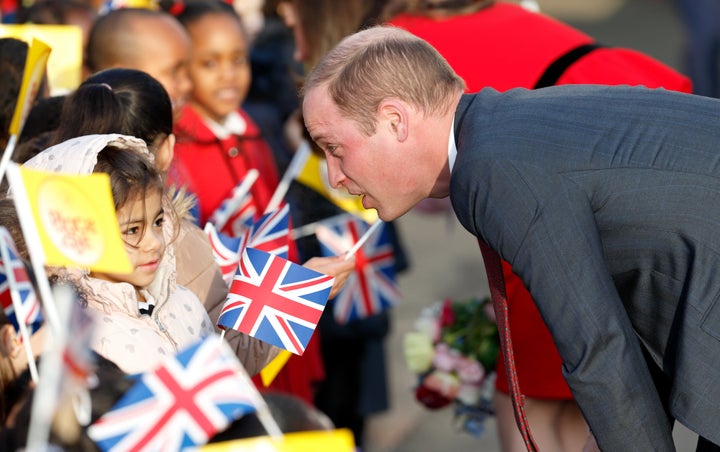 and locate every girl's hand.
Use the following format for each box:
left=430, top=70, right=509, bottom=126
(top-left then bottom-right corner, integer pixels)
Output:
left=303, top=255, right=355, bottom=299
